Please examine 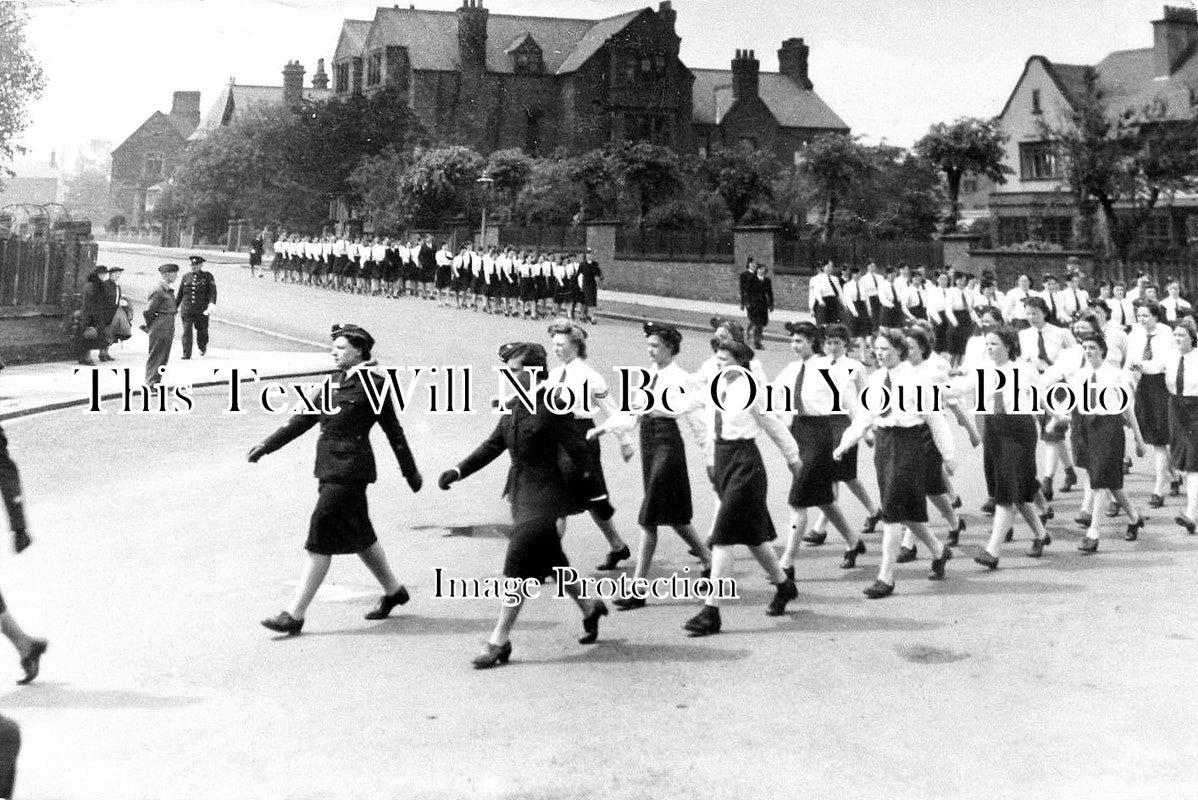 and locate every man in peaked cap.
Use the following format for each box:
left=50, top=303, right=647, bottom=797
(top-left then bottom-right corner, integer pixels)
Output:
left=144, top=263, right=180, bottom=386
left=176, top=255, right=218, bottom=360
